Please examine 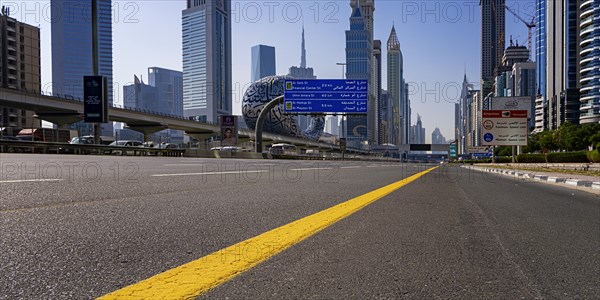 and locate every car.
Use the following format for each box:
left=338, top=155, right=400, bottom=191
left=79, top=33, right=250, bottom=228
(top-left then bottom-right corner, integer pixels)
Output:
left=159, top=143, right=179, bottom=149
left=109, top=140, right=144, bottom=147
left=220, top=146, right=241, bottom=152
